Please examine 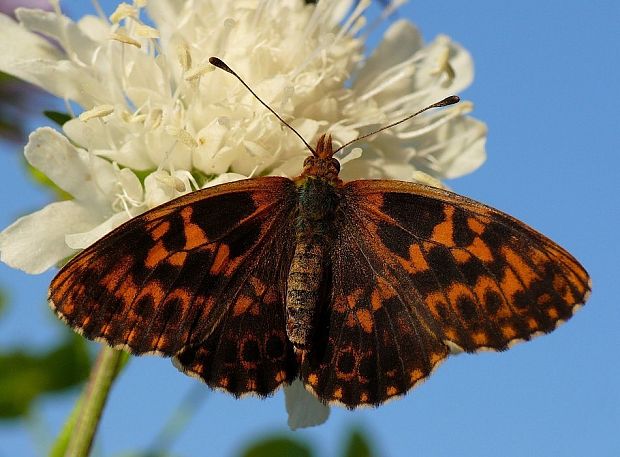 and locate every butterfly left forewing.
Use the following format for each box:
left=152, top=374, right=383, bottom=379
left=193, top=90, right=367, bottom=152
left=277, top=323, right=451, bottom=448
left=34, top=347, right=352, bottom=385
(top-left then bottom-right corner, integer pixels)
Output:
left=49, top=177, right=298, bottom=357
